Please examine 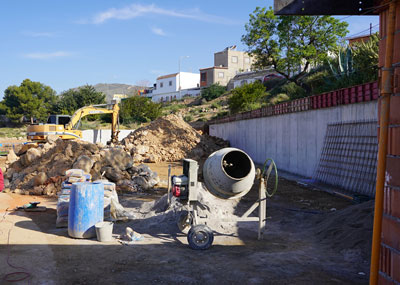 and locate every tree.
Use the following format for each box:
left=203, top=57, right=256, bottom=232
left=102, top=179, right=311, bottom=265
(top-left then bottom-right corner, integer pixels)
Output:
left=352, top=33, right=379, bottom=82
left=56, top=84, right=106, bottom=115
left=120, top=96, right=162, bottom=123
left=242, top=7, right=348, bottom=92
left=1, top=79, right=57, bottom=123
left=228, top=81, right=266, bottom=114
left=201, top=83, right=226, bottom=101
